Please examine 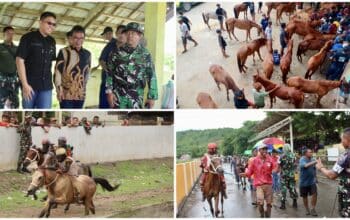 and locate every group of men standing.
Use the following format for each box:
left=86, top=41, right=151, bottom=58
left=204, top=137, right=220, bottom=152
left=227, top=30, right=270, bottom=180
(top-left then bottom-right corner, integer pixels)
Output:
left=0, top=11, right=158, bottom=109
